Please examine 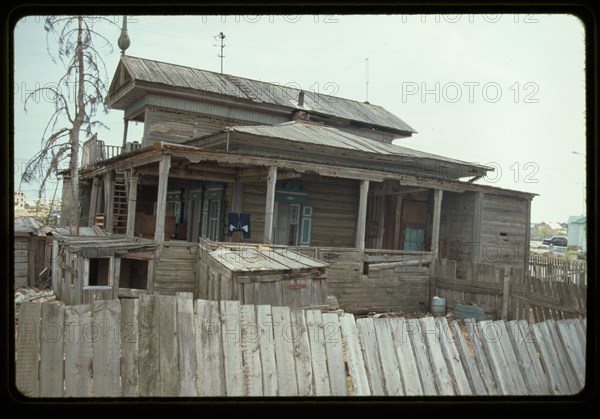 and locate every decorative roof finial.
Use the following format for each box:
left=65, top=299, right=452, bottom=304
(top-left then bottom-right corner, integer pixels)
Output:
left=118, top=16, right=130, bottom=55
